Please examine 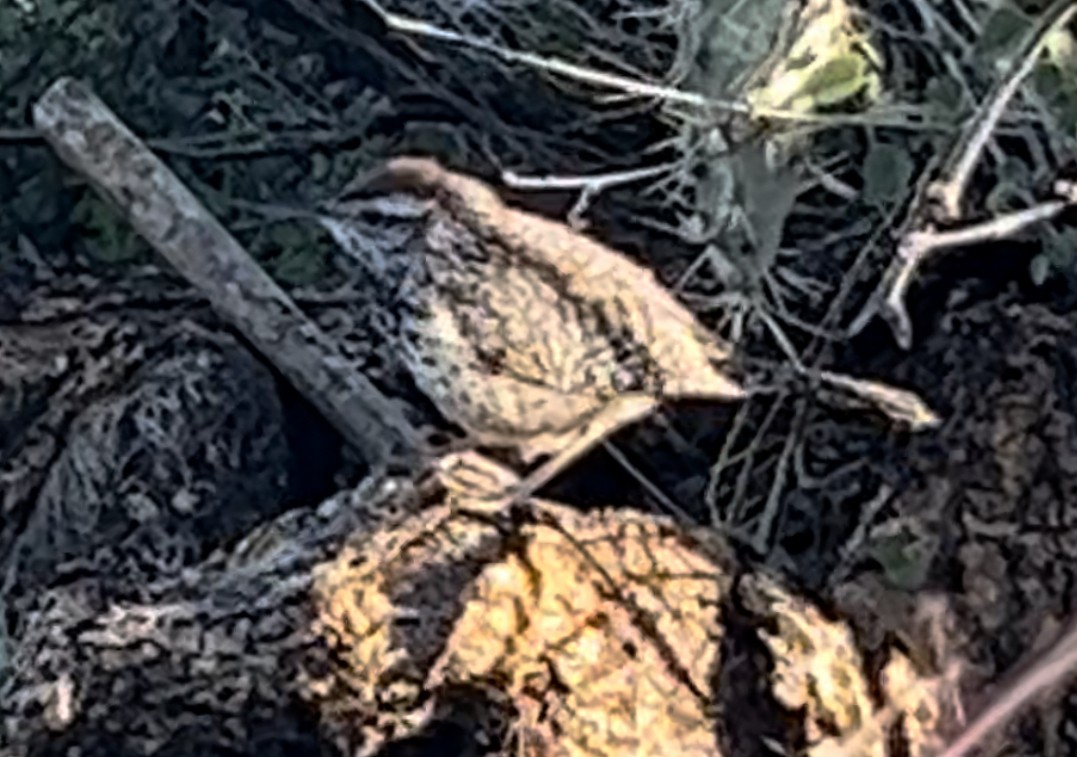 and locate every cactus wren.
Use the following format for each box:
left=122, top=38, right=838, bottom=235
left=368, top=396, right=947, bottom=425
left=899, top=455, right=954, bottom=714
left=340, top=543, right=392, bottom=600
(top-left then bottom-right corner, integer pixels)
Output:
left=322, top=157, right=744, bottom=499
